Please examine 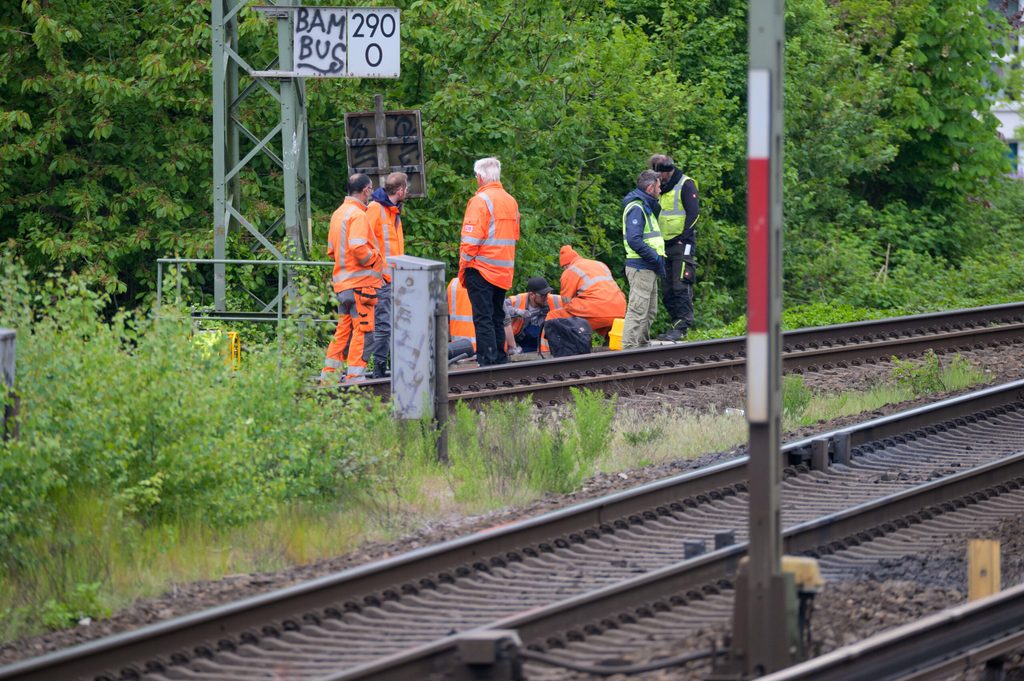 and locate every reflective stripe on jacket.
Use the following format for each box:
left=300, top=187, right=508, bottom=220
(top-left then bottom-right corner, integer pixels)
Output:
left=447, top=277, right=476, bottom=350
left=458, top=181, right=520, bottom=290
left=366, top=200, right=404, bottom=283
left=329, top=197, right=384, bottom=293
left=658, top=174, right=698, bottom=241
left=622, top=199, right=665, bottom=263
left=559, top=255, right=627, bottom=320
